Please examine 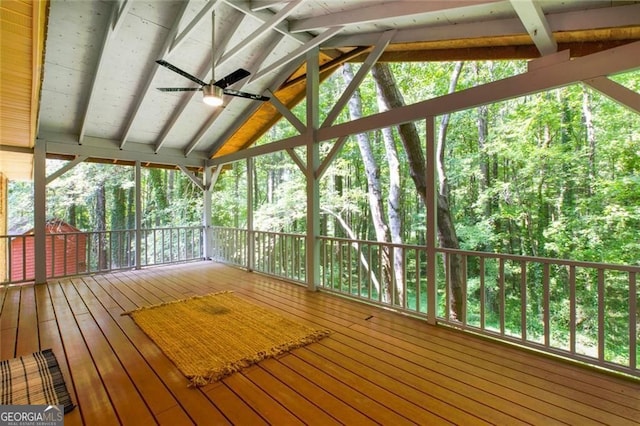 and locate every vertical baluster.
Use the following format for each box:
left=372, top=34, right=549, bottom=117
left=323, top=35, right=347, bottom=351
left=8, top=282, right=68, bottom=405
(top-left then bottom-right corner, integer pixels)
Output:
left=521, top=260, right=527, bottom=342
left=49, top=234, right=55, bottom=277
left=462, top=254, right=468, bottom=326
left=320, top=239, right=325, bottom=288
left=569, top=265, right=576, bottom=355
left=499, top=257, right=505, bottom=336
left=543, top=263, right=550, bottom=348
left=416, top=248, right=422, bottom=313
left=172, top=228, right=184, bottom=261
left=629, top=271, right=637, bottom=372
left=445, top=253, right=451, bottom=321
left=63, top=233, right=68, bottom=276
left=378, top=244, right=383, bottom=303
left=87, top=232, right=92, bottom=273
left=368, top=243, right=373, bottom=301
left=348, top=240, right=353, bottom=296
left=598, top=268, right=605, bottom=364
left=108, top=231, right=112, bottom=270
left=480, top=256, right=485, bottom=331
